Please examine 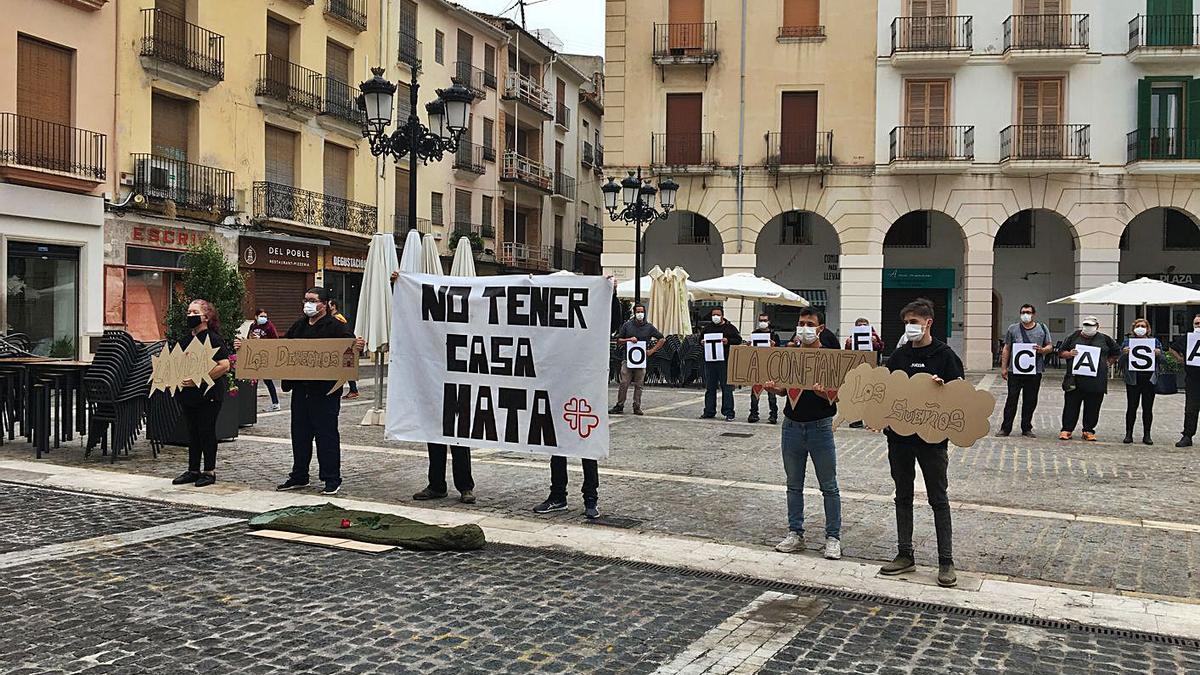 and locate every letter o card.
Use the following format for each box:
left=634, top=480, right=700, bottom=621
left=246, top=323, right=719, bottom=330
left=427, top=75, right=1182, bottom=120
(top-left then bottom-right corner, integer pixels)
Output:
left=626, top=341, right=647, bottom=369
left=703, top=333, right=725, bottom=362
left=1128, top=338, right=1156, bottom=372
left=1011, top=343, right=1037, bottom=375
